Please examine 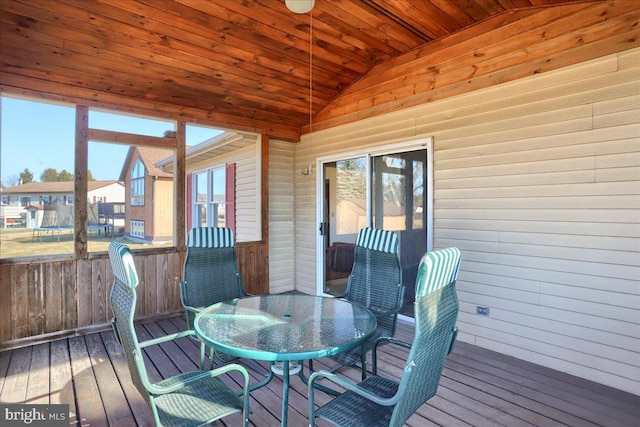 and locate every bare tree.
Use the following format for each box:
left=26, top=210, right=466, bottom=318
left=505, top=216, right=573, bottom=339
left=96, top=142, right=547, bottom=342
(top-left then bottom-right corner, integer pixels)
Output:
left=3, top=173, right=21, bottom=187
